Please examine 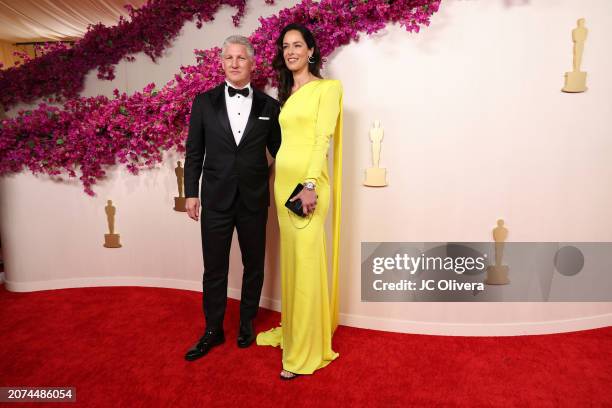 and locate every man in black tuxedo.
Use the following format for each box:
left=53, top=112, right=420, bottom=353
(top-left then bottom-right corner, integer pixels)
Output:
left=183, top=35, right=281, bottom=361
